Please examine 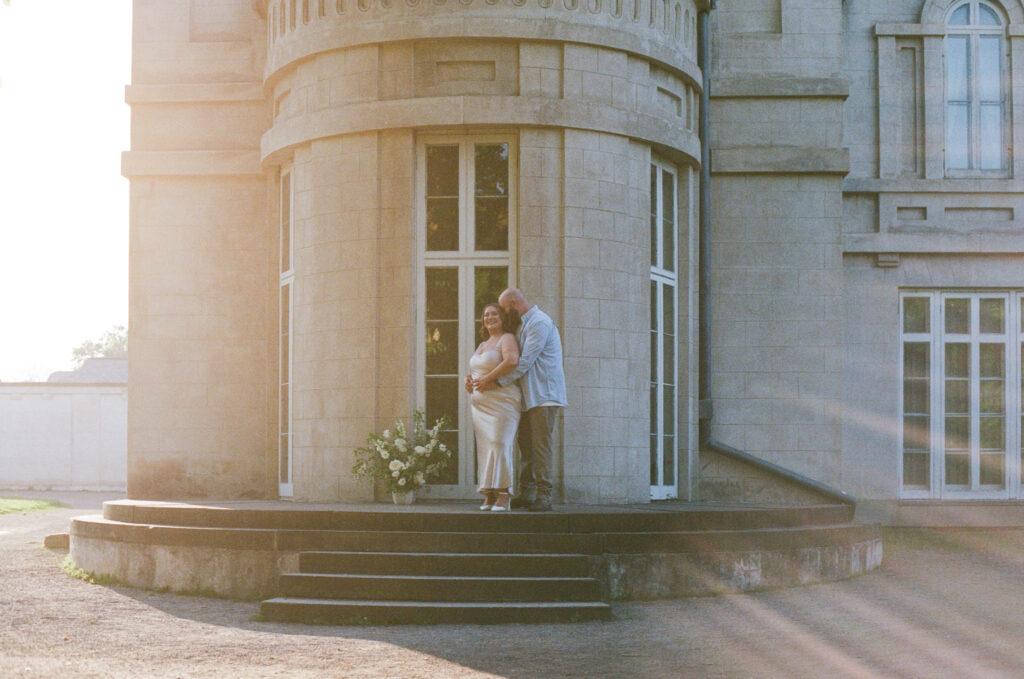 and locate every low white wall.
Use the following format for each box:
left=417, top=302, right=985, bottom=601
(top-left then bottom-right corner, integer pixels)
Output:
left=0, top=383, right=126, bottom=491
